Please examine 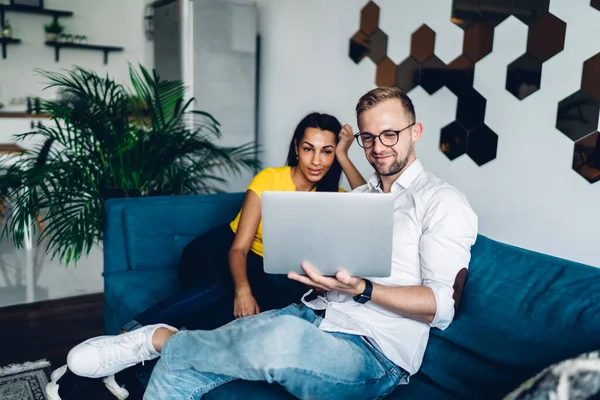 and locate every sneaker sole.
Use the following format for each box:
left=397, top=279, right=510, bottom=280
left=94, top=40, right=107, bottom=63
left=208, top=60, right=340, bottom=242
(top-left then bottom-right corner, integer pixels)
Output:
left=45, top=364, right=129, bottom=400
left=103, top=375, right=130, bottom=400
left=45, top=364, right=67, bottom=400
